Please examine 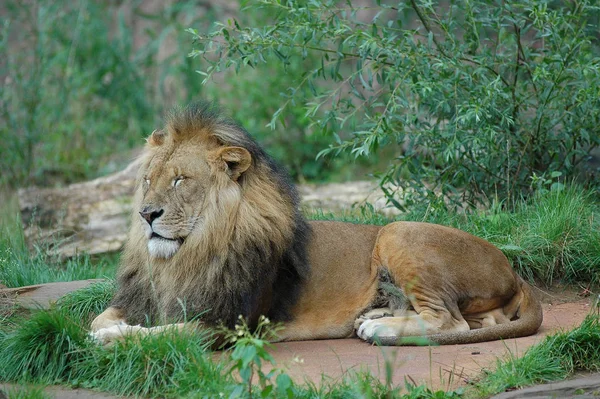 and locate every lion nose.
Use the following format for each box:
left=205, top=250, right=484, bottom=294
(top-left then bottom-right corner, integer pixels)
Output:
left=139, top=209, right=164, bottom=225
